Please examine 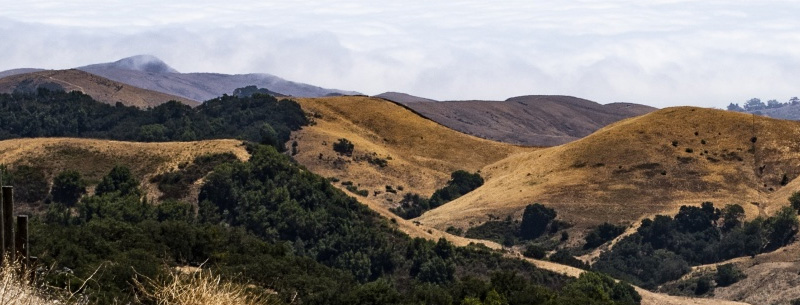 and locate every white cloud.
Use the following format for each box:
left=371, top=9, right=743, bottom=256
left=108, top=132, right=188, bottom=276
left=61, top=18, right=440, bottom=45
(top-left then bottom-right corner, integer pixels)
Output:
left=0, top=1, right=799, bottom=107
